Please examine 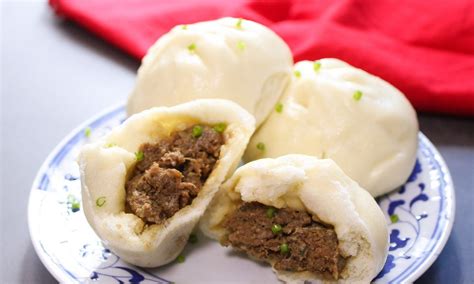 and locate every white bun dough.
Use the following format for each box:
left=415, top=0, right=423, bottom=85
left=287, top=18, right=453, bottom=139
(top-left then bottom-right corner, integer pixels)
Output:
left=244, top=59, right=419, bottom=197
left=201, top=155, right=389, bottom=283
left=78, top=99, right=255, bottom=267
left=127, top=17, right=293, bottom=127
